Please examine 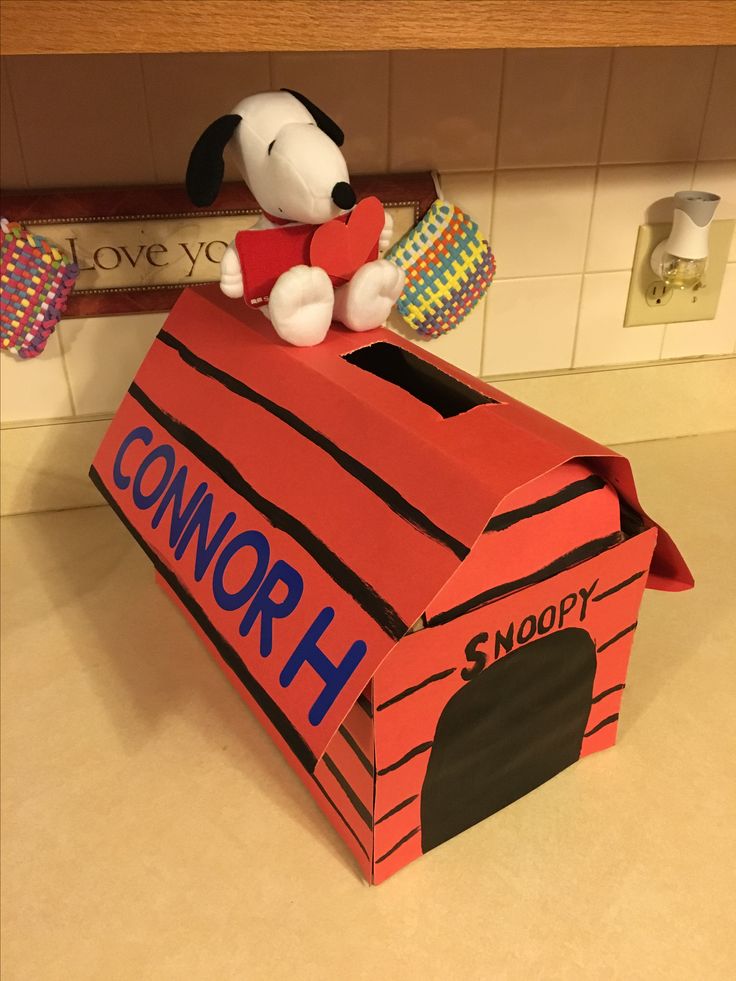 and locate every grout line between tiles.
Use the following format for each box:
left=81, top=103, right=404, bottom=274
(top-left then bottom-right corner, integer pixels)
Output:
left=493, top=48, right=506, bottom=181
left=688, top=160, right=698, bottom=192
left=2, top=59, right=30, bottom=189
left=692, top=47, right=720, bottom=168
left=137, top=53, right=159, bottom=183
left=663, top=159, right=699, bottom=359
left=1, top=502, right=108, bottom=520
left=583, top=45, right=615, bottom=247
left=55, top=329, right=79, bottom=418
left=436, top=160, right=710, bottom=177
left=608, top=429, right=736, bottom=449
left=481, top=48, right=506, bottom=374
left=1, top=413, right=113, bottom=432
left=482, top=351, right=734, bottom=383
left=385, top=49, right=393, bottom=174
left=494, top=268, right=632, bottom=282
left=484, top=173, right=497, bottom=373
left=487, top=169, right=496, bottom=245
left=657, top=324, right=668, bottom=360
left=571, top=47, right=616, bottom=370
left=387, top=50, right=394, bottom=172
